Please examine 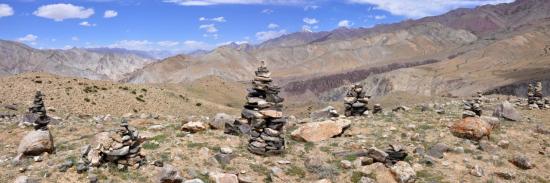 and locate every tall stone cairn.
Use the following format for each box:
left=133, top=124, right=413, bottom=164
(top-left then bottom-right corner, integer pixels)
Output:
left=244, top=61, right=287, bottom=155
left=528, top=81, right=546, bottom=109
left=463, top=91, right=483, bottom=118
left=344, top=84, right=370, bottom=116
left=28, top=91, right=50, bottom=130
